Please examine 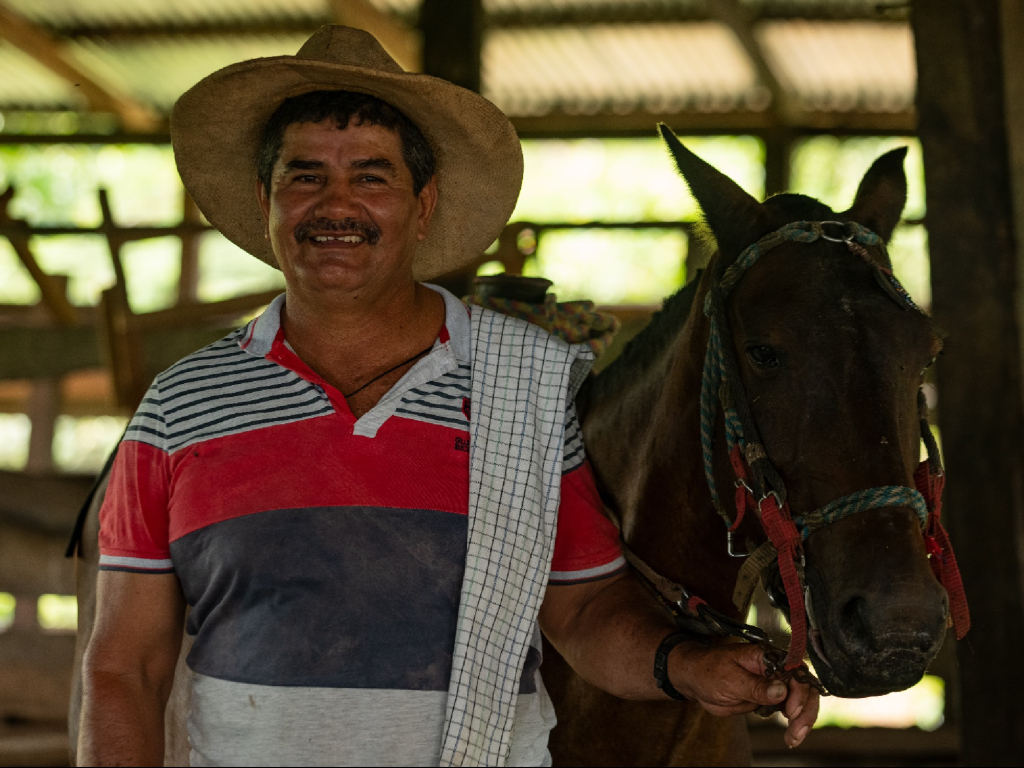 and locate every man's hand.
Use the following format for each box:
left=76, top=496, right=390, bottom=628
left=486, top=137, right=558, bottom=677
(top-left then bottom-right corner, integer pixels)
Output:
left=670, top=641, right=820, bottom=748
left=540, top=572, right=819, bottom=748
